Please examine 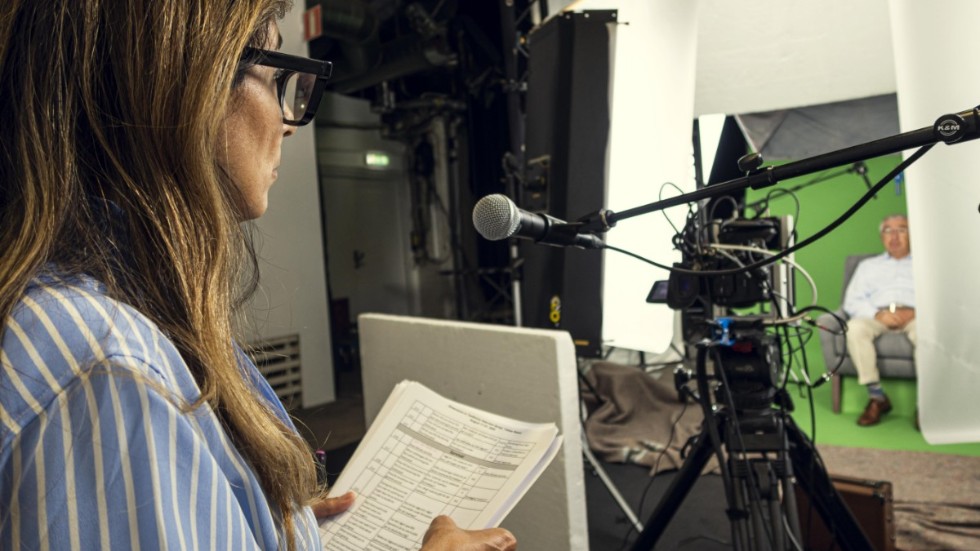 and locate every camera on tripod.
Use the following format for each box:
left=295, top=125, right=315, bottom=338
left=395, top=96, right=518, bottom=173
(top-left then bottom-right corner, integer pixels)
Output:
left=637, top=201, right=835, bottom=551
left=664, top=205, right=796, bottom=436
